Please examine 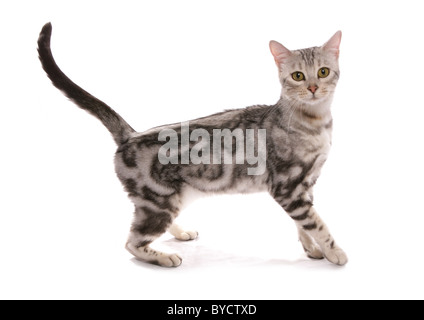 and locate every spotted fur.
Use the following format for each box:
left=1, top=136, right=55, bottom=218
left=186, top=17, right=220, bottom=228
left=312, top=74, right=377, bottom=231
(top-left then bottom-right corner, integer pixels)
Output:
left=38, top=22, right=347, bottom=267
